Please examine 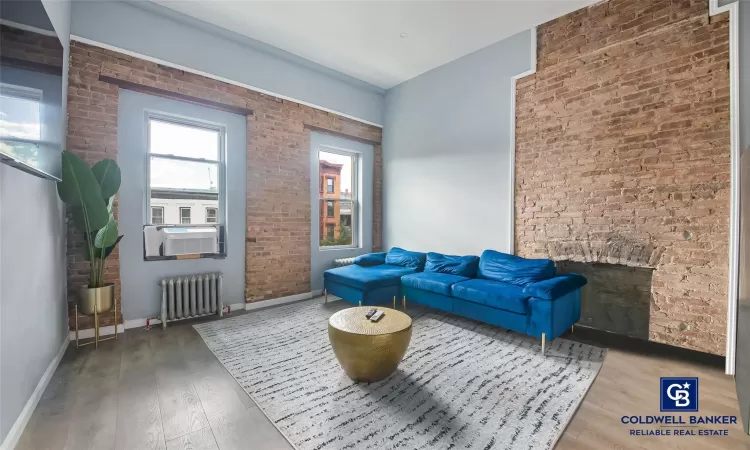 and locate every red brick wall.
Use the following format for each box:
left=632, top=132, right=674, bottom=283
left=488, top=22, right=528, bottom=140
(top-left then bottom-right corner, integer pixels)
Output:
left=66, top=41, right=382, bottom=327
left=0, top=24, right=64, bottom=67
left=515, top=0, right=730, bottom=355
